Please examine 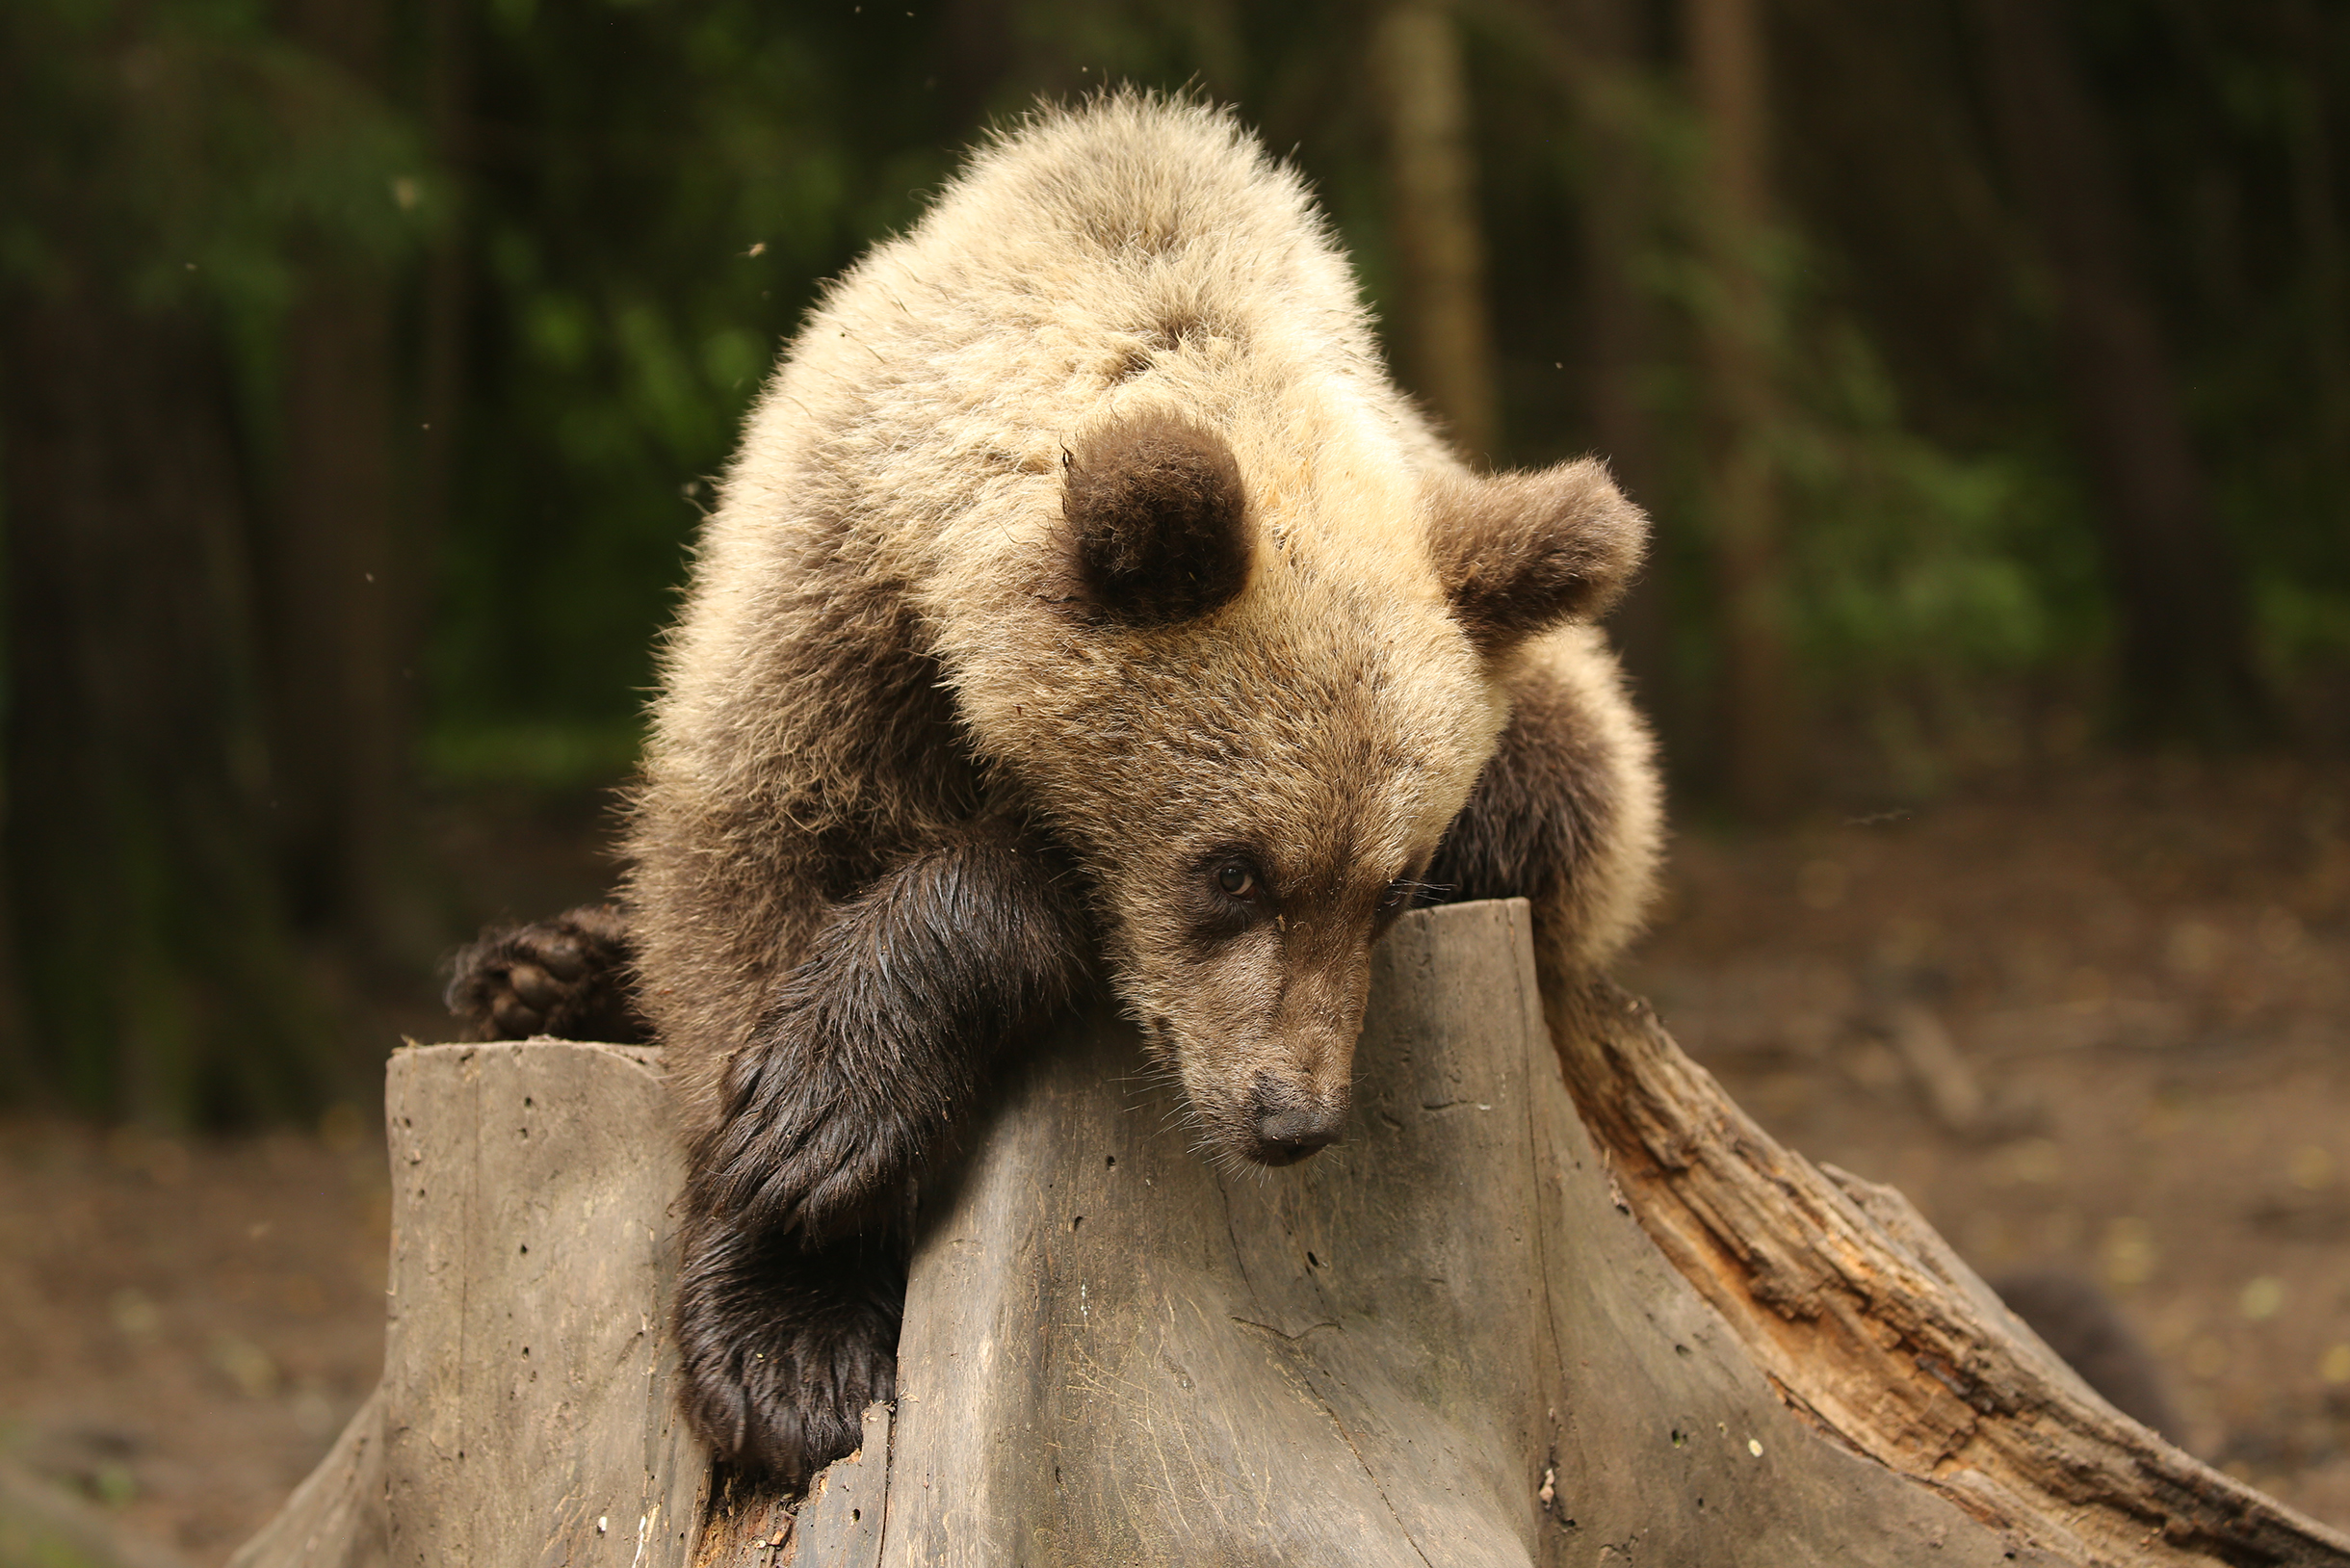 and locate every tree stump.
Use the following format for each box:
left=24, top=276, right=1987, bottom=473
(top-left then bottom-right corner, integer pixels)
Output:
left=228, top=1041, right=706, bottom=1568
left=233, top=901, right=2350, bottom=1567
